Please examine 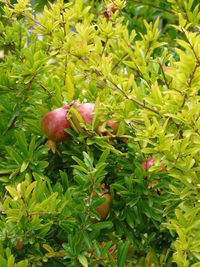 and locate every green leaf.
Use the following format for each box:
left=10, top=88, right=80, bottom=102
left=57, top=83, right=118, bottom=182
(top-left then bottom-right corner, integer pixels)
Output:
left=0, top=255, right=6, bottom=267
left=83, top=151, right=93, bottom=170
left=28, top=136, right=36, bottom=159
left=64, top=74, right=74, bottom=103
left=15, top=131, right=28, bottom=157
left=40, top=192, right=58, bottom=209
left=91, top=221, right=113, bottom=231
left=92, top=96, right=100, bottom=130
left=7, top=255, right=15, bottom=267
left=6, top=186, right=20, bottom=200
left=98, top=149, right=110, bottom=164
left=6, top=147, right=23, bottom=165
left=192, top=263, right=200, bottom=267
left=78, top=255, right=88, bottom=267
left=117, top=241, right=129, bottom=267
left=20, top=161, right=29, bottom=173
left=117, top=121, right=126, bottom=137
left=59, top=171, right=69, bottom=192
left=43, top=244, right=54, bottom=253
left=25, top=181, right=37, bottom=199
